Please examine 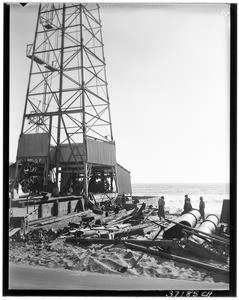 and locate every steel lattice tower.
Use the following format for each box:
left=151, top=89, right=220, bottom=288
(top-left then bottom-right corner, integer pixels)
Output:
left=16, top=3, right=119, bottom=197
